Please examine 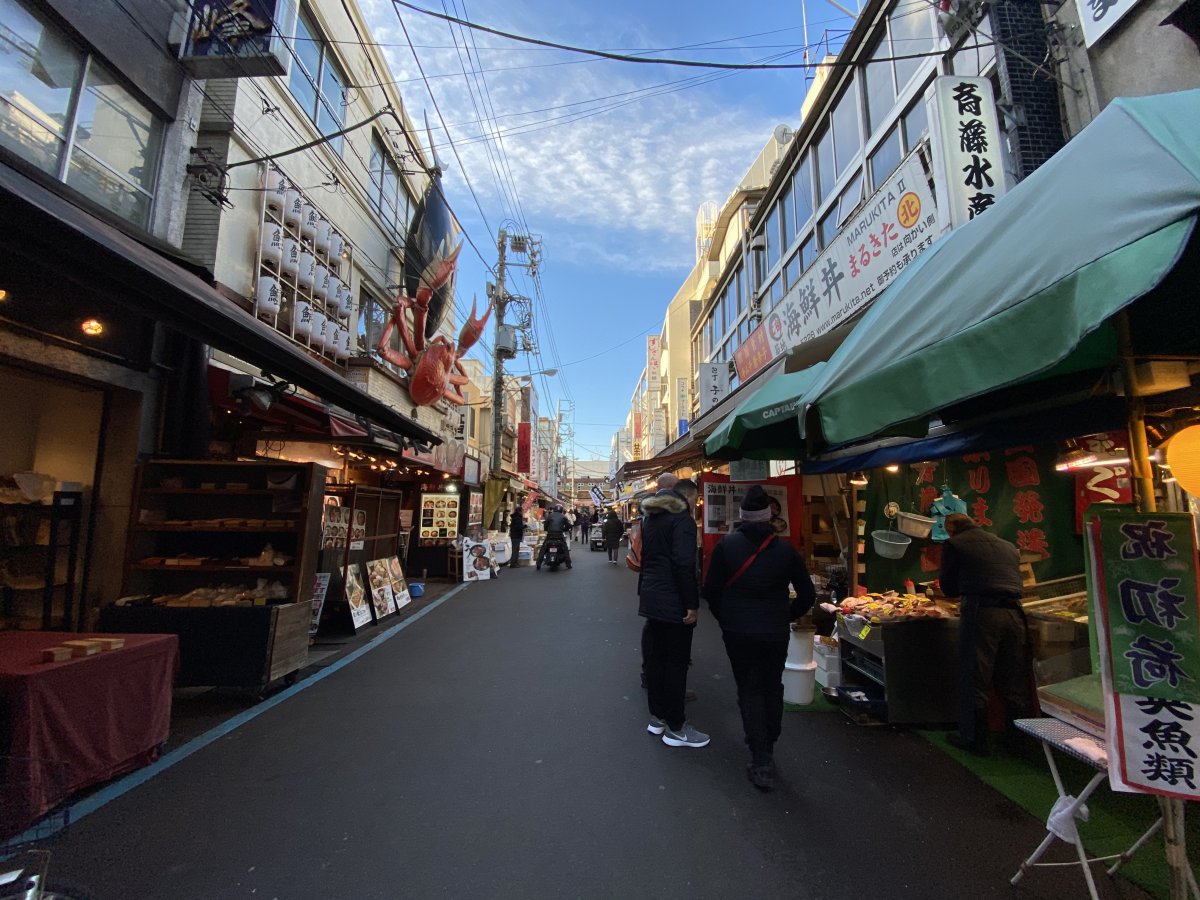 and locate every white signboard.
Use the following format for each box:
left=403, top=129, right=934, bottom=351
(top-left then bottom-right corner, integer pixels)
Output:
left=935, top=75, right=1007, bottom=229
left=1074, top=0, right=1148, bottom=47
left=729, top=459, right=770, bottom=483
left=699, top=363, right=730, bottom=416
left=760, top=152, right=939, bottom=359
left=703, top=482, right=790, bottom=536
left=462, top=535, right=494, bottom=581
left=646, top=336, right=662, bottom=395
left=650, top=407, right=667, bottom=455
